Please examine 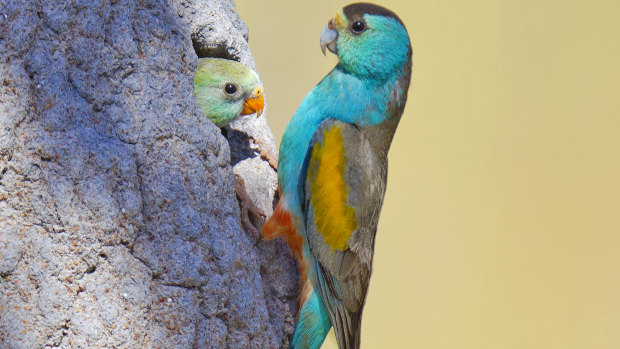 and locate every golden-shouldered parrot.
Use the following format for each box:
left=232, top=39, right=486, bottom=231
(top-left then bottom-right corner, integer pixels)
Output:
left=261, top=3, right=412, bottom=348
